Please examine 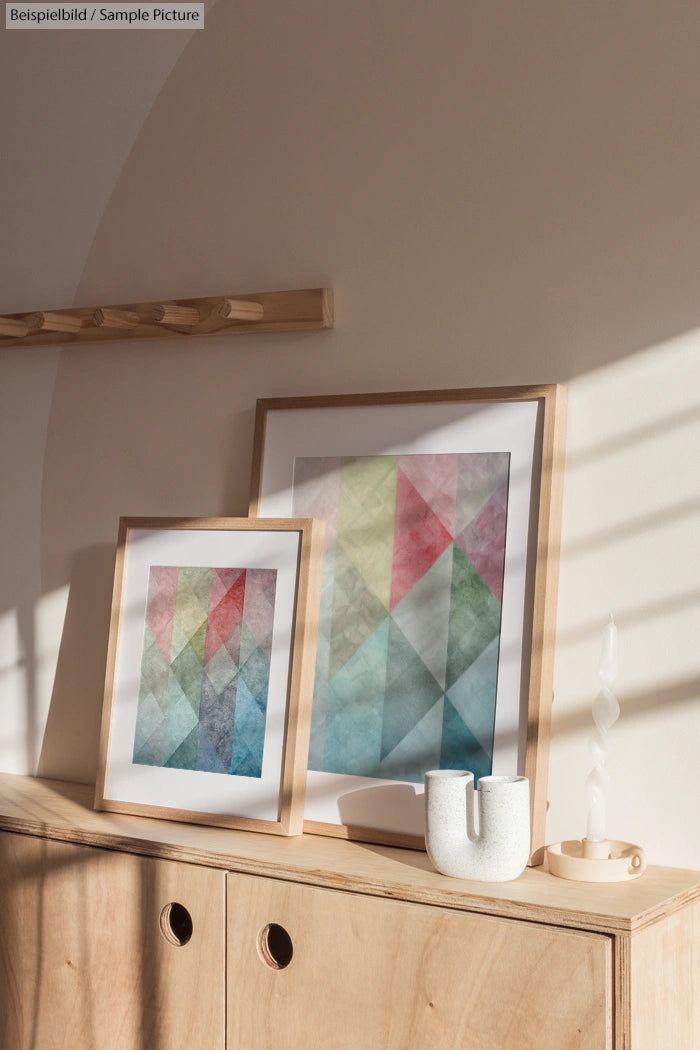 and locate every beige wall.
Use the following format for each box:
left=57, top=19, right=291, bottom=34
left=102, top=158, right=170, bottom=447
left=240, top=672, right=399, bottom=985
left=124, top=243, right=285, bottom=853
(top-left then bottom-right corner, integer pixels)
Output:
left=1, top=1, right=699, bottom=868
